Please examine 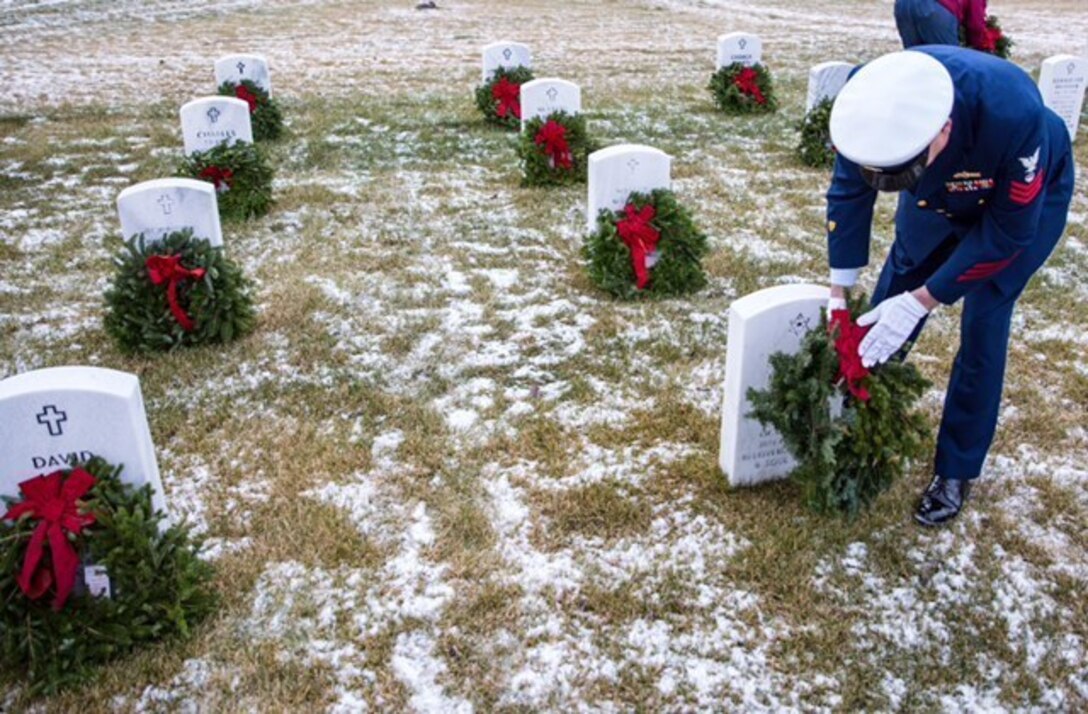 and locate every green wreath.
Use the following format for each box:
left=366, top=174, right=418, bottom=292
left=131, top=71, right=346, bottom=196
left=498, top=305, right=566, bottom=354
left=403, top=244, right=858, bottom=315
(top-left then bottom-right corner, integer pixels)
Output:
left=0, top=457, right=216, bottom=696
left=583, top=189, right=709, bottom=300
left=104, top=229, right=256, bottom=355
left=708, top=62, right=778, bottom=114
left=747, top=295, right=931, bottom=517
left=178, top=141, right=274, bottom=222
left=961, top=15, right=1013, bottom=59
left=516, top=111, right=597, bottom=187
left=796, top=96, right=836, bottom=169
left=474, top=65, right=535, bottom=129
left=217, top=79, right=284, bottom=142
